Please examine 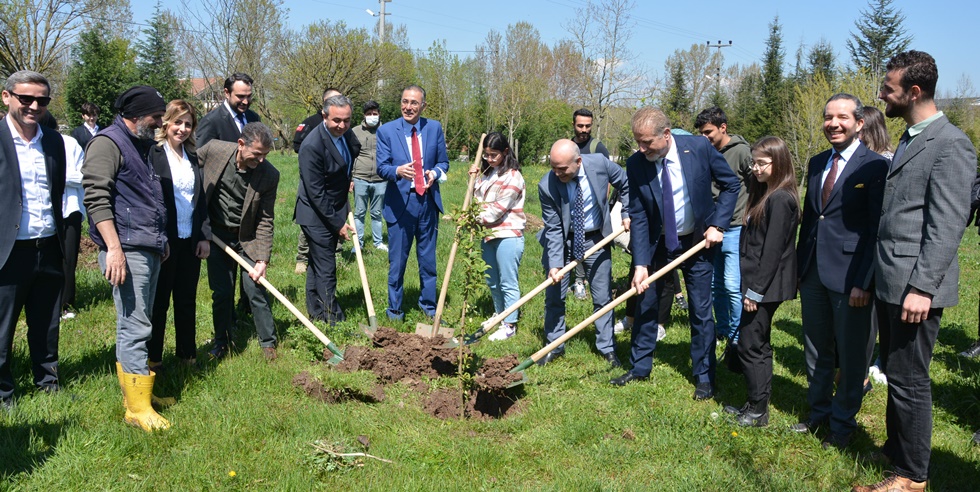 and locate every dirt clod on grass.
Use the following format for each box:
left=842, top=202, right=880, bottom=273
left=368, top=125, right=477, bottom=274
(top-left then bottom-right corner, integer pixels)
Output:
left=310, top=327, right=524, bottom=420
left=292, top=371, right=385, bottom=404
